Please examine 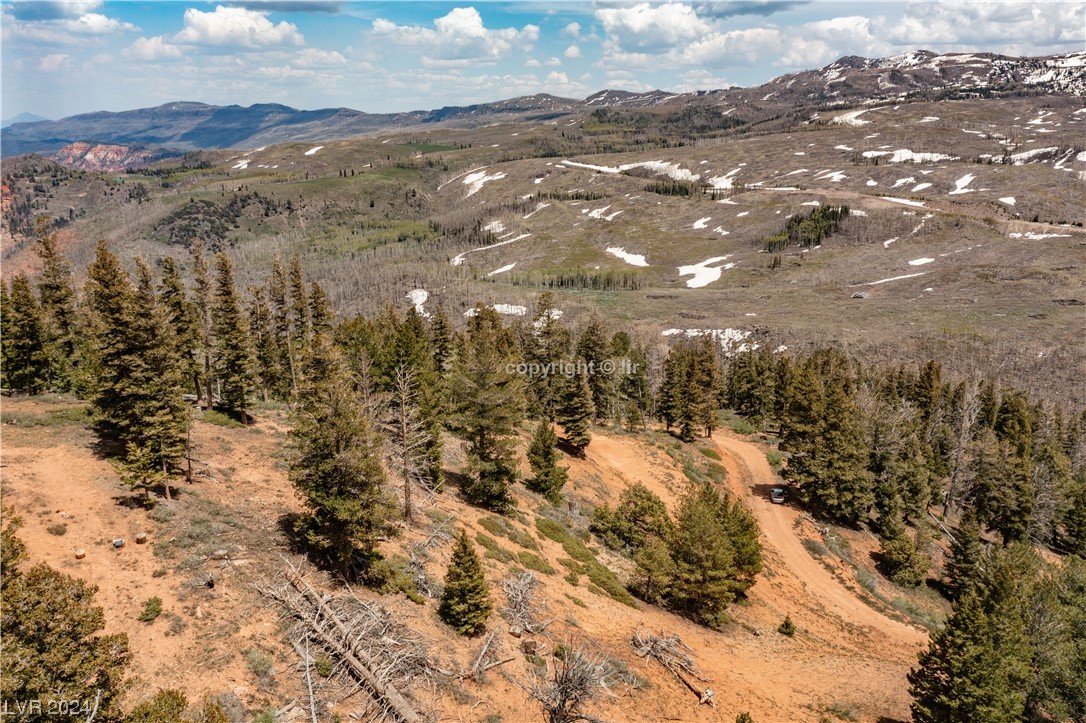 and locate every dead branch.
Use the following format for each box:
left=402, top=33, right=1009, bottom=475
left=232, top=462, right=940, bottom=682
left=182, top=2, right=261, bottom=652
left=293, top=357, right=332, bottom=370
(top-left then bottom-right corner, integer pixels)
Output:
left=260, top=562, right=429, bottom=723
left=500, top=572, right=553, bottom=635
left=631, top=626, right=714, bottom=707
left=304, top=638, right=319, bottom=723
left=526, top=635, right=618, bottom=723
